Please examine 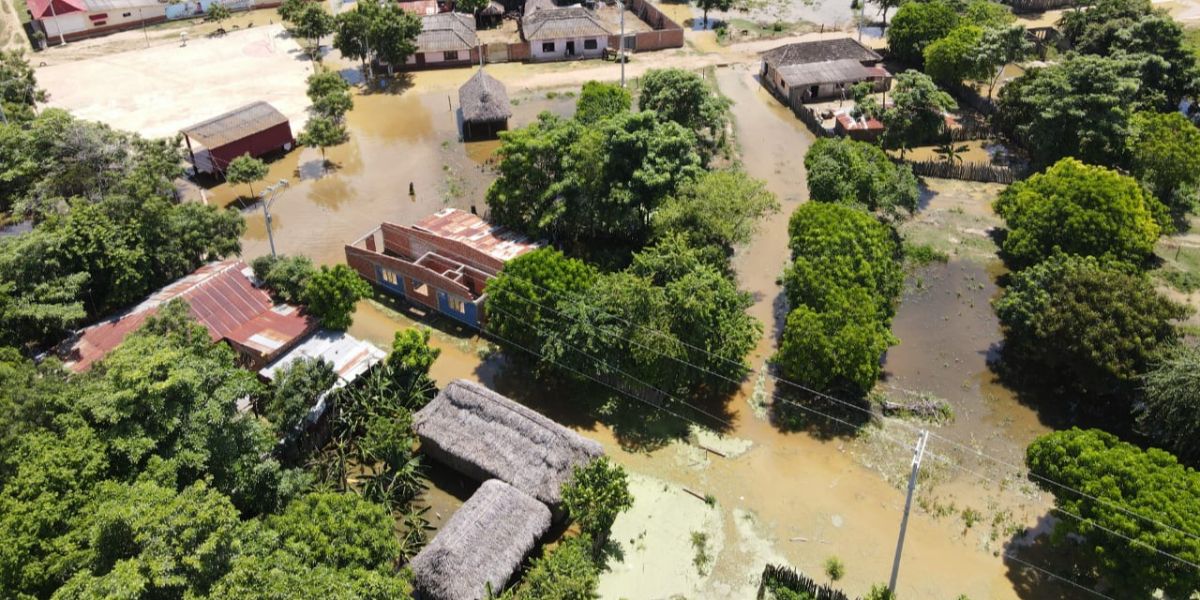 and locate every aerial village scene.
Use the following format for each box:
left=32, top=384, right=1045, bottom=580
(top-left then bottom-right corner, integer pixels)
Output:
left=2, top=0, right=1200, bottom=594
